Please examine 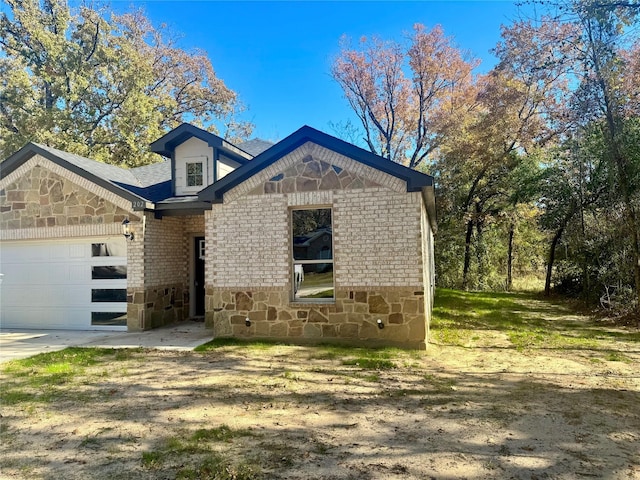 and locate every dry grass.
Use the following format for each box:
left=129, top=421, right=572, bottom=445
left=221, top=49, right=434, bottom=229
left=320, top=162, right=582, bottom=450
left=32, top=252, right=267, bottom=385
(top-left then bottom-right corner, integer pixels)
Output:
left=1, top=290, right=639, bottom=479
